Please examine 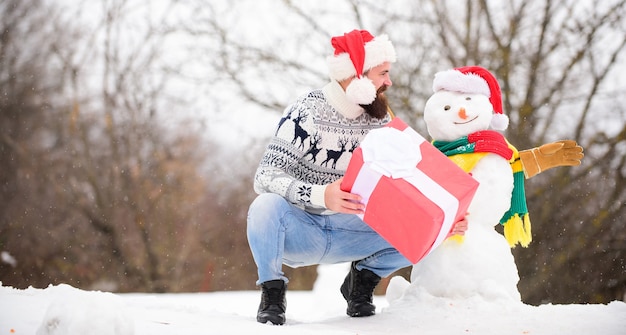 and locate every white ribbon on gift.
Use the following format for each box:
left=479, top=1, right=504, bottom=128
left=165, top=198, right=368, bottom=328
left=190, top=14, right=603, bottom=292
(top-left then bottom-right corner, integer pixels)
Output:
left=352, top=126, right=460, bottom=257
